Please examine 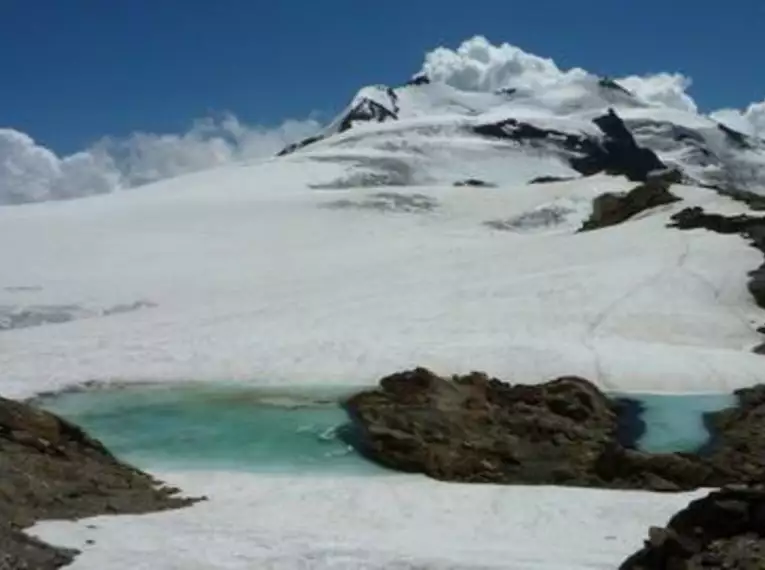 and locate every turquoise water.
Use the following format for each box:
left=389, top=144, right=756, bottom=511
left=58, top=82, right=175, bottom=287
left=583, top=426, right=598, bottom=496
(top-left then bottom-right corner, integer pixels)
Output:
left=39, top=383, right=387, bottom=475
left=618, top=393, right=737, bottom=454
left=38, top=385, right=738, bottom=472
